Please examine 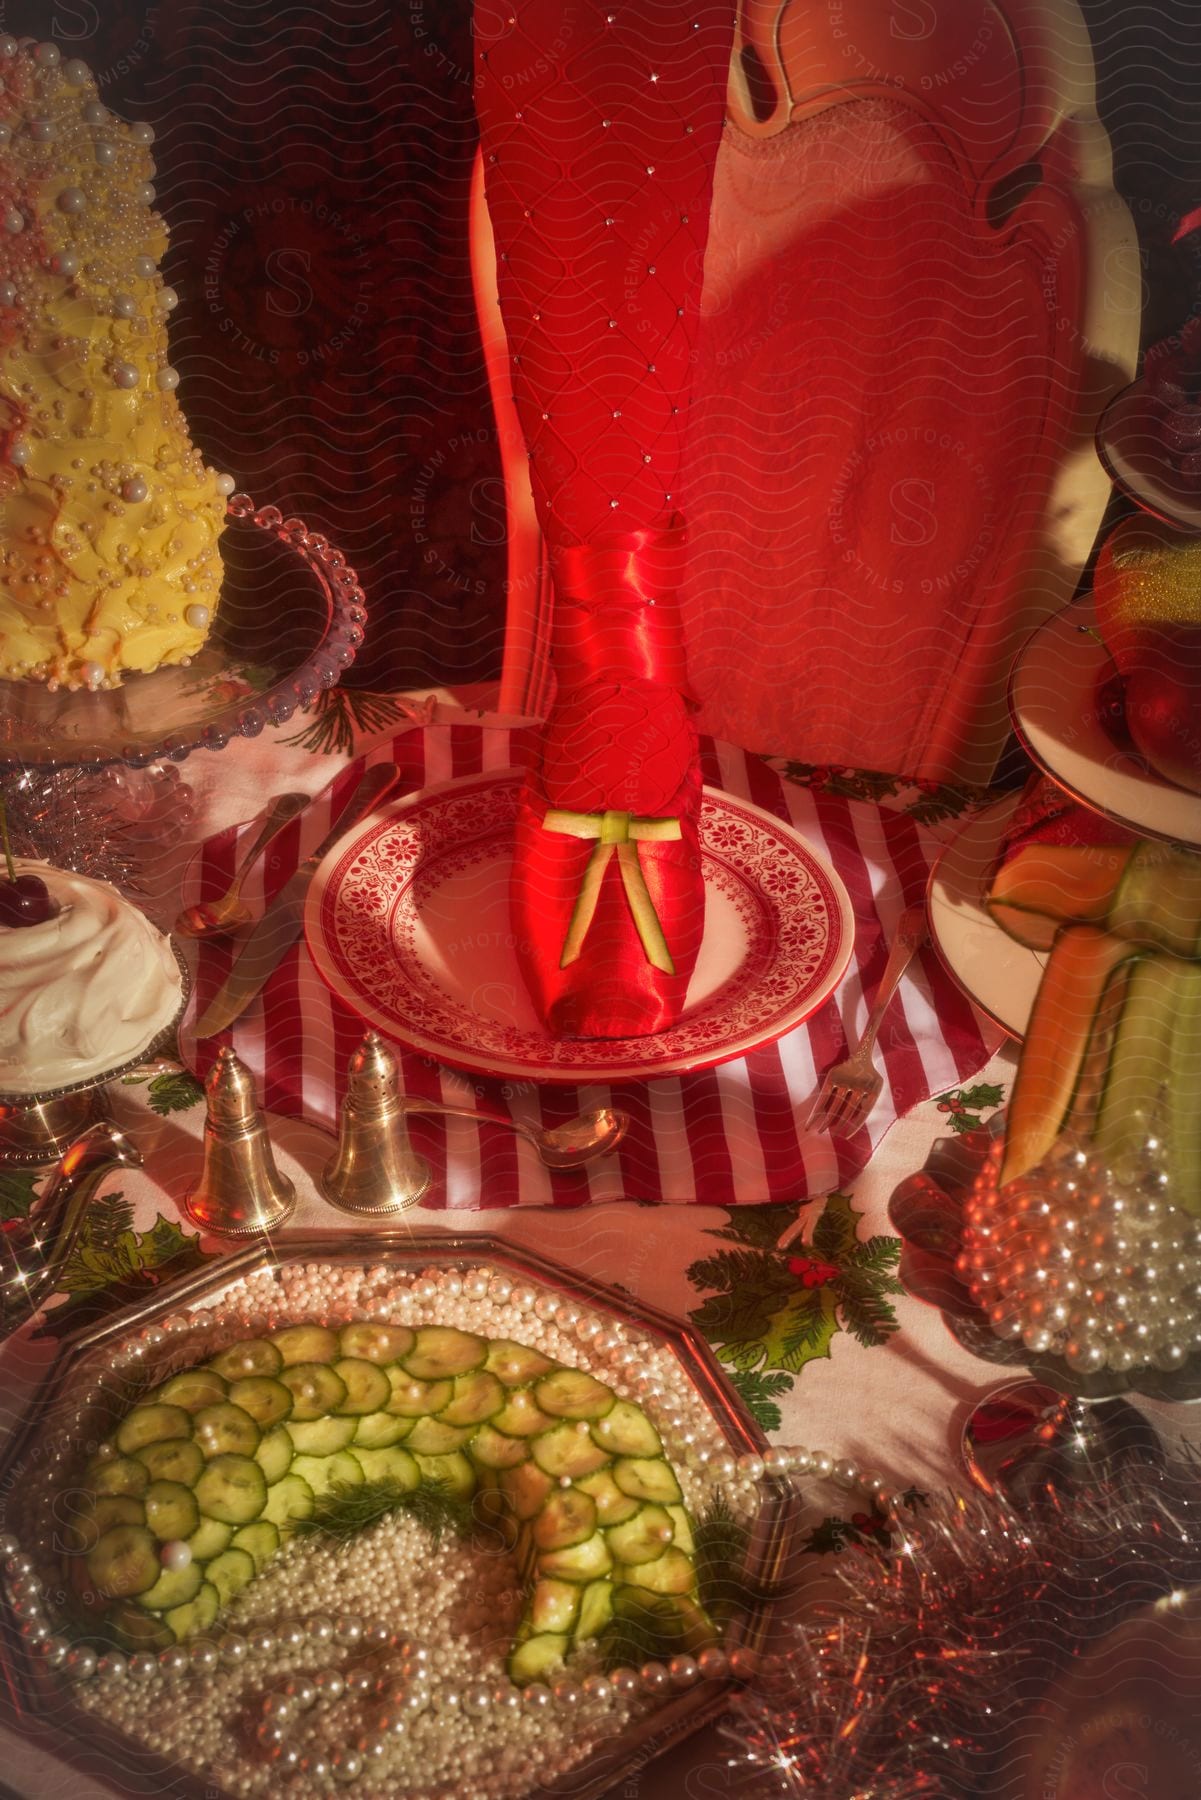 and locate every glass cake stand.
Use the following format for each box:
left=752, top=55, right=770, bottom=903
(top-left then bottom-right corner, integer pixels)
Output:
left=0, top=495, right=366, bottom=771
left=0, top=495, right=366, bottom=886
